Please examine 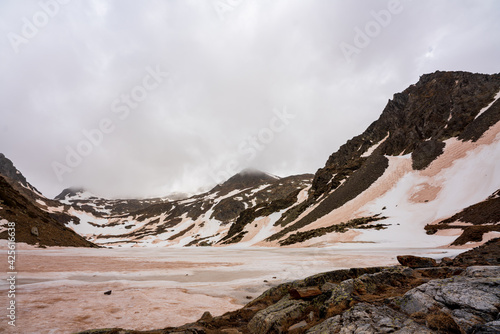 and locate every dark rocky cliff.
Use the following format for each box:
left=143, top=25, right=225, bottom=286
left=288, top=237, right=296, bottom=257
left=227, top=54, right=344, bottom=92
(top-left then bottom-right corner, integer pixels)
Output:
left=267, top=71, right=500, bottom=242
left=314, top=71, right=500, bottom=198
